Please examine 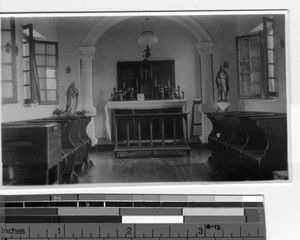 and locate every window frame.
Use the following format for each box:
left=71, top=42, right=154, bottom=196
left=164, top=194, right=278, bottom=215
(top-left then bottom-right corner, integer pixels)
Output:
left=236, top=33, right=264, bottom=99
left=22, top=24, right=59, bottom=105
left=263, top=17, right=277, bottom=98
left=1, top=17, right=18, bottom=104
left=236, top=17, right=277, bottom=99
